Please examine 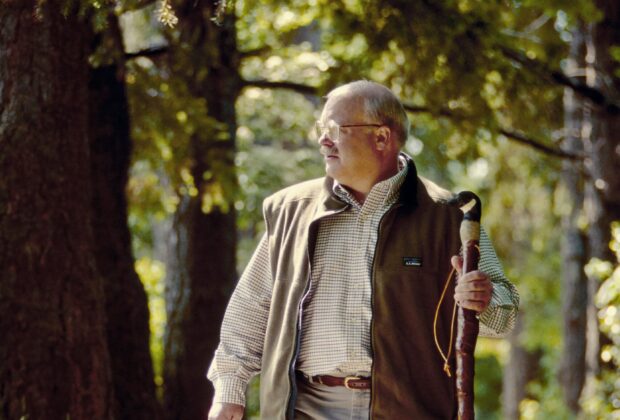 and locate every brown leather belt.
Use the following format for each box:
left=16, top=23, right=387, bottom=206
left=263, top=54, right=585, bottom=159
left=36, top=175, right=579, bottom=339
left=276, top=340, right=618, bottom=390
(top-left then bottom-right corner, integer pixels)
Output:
left=296, top=371, right=371, bottom=390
